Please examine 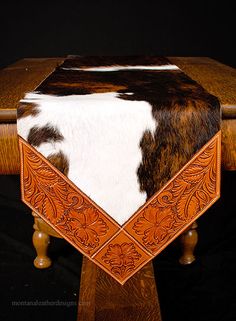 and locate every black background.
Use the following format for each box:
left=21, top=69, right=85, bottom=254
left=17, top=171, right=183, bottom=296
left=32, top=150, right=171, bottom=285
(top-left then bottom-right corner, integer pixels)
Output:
left=0, top=1, right=235, bottom=321
left=0, top=1, right=235, bottom=68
